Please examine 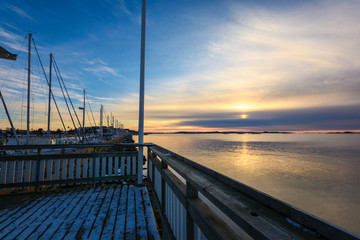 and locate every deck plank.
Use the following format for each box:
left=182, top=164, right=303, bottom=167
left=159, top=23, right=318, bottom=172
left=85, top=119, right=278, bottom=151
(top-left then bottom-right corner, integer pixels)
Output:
left=125, top=185, right=136, bottom=239
left=0, top=191, right=61, bottom=239
left=114, top=185, right=128, bottom=239
left=72, top=186, right=107, bottom=239
left=135, top=186, right=148, bottom=239
left=87, top=186, right=115, bottom=239
left=11, top=191, right=74, bottom=240
left=0, top=193, right=50, bottom=238
left=100, top=185, right=122, bottom=239
left=0, top=185, right=159, bottom=240
left=39, top=188, right=92, bottom=239
left=26, top=190, right=80, bottom=239
left=61, top=188, right=100, bottom=239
